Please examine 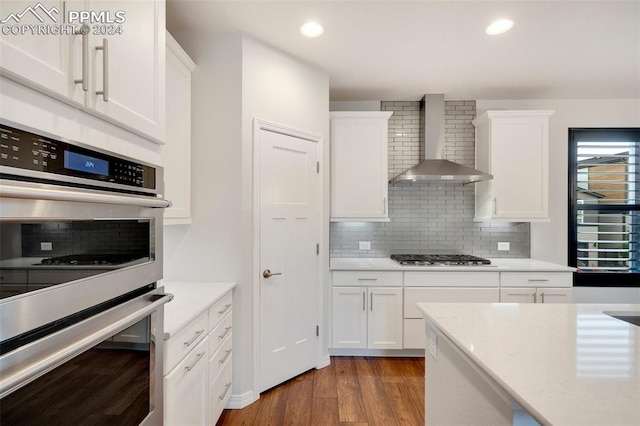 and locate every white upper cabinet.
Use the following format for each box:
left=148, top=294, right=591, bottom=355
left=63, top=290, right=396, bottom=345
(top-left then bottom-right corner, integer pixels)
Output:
left=473, top=110, right=554, bottom=222
left=0, top=0, right=165, bottom=143
left=0, top=0, right=82, bottom=103
left=330, top=111, right=392, bottom=222
left=163, top=32, right=195, bottom=225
